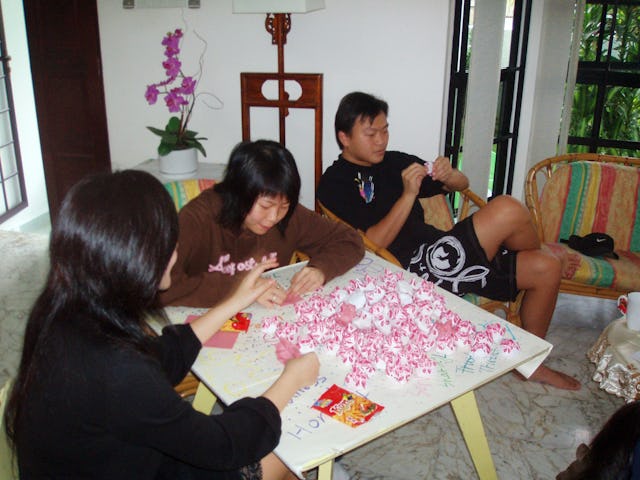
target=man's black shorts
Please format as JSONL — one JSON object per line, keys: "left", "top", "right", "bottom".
{"left": 406, "top": 215, "right": 519, "bottom": 302}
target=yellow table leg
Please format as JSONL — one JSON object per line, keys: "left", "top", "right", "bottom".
{"left": 192, "top": 381, "right": 217, "bottom": 415}
{"left": 317, "top": 460, "right": 334, "bottom": 480}
{"left": 450, "top": 390, "right": 498, "bottom": 480}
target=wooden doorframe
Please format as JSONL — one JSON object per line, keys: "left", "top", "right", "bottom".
{"left": 22, "top": 0, "right": 111, "bottom": 224}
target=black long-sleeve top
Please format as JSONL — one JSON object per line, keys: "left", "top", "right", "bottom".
{"left": 16, "top": 322, "right": 280, "bottom": 479}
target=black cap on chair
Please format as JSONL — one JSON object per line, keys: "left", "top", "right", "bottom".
{"left": 561, "top": 233, "right": 619, "bottom": 260}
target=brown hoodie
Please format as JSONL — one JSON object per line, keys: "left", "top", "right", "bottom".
{"left": 160, "top": 188, "right": 364, "bottom": 307}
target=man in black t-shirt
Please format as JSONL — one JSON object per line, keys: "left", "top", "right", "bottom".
{"left": 318, "top": 91, "right": 580, "bottom": 391}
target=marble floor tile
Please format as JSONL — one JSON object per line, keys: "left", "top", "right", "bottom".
{"left": 0, "top": 231, "right": 49, "bottom": 387}
{"left": 0, "top": 231, "right": 627, "bottom": 479}
{"left": 308, "top": 297, "right": 625, "bottom": 480}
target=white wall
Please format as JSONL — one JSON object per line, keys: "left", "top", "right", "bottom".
{"left": 512, "top": 0, "right": 577, "bottom": 201}
{"left": 97, "top": 0, "right": 451, "bottom": 208}
{"left": 0, "top": 0, "right": 48, "bottom": 231}
{"left": 2, "top": 0, "right": 578, "bottom": 228}
{"left": 460, "top": 0, "right": 506, "bottom": 197}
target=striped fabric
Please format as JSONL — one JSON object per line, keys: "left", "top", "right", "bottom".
{"left": 539, "top": 161, "right": 640, "bottom": 291}
{"left": 544, "top": 242, "right": 640, "bottom": 292}
{"left": 463, "top": 293, "right": 489, "bottom": 306}
{"left": 539, "top": 161, "right": 640, "bottom": 251}
{"left": 164, "top": 178, "right": 216, "bottom": 211}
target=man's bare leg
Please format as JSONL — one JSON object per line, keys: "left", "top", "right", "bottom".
{"left": 516, "top": 249, "right": 581, "bottom": 390}
{"left": 559, "top": 251, "right": 581, "bottom": 279}
{"left": 470, "top": 195, "right": 580, "bottom": 390}
{"left": 471, "top": 195, "right": 540, "bottom": 259}
{"left": 475, "top": 196, "right": 581, "bottom": 279}
{"left": 525, "top": 365, "right": 581, "bottom": 390}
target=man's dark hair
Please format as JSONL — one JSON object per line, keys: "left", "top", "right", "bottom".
{"left": 334, "top": 91, "right": 389, "bottom": 149}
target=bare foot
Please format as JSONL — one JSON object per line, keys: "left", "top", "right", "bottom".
{"left": 517, "top": 364, "right": 581, "bottom": 391}
{"left": 560, "top": 252, "right": 581, "bottom": 279}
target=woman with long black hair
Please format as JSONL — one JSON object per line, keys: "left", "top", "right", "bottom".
{"left": 4, "top": 170, "right": 318, "bottom": 479}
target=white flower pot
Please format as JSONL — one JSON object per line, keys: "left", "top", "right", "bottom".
{"left": 158, "top": 148, "right": 198, "bottom": 178}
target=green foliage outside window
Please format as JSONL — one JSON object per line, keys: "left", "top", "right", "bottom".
{"left": 568, "top": 3, "right": 640, "bottom": 157}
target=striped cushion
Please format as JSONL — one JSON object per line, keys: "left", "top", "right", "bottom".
{"left": 539, "top": 161, "right": 640, "bottom": 251}
{"left": 544, "top": 242, "right": 640, "bottom": 291}
{"left": 464, "top": 293, "right": 496, "bottom": 307}
{"left": 164, "top": 179, "right": 216, "bottom": 211}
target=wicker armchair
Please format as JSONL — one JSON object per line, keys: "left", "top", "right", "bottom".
{"left": 318, "top": 200, "right": 402, "bottom": 267}
{"left": 173, "top": 372, "right": 200, "bottom": 398}
{"left": 318, "top": 191, "right": 523, "bottom": 326}
{"left": 525, "top": 153, "right": 640, "bottom": 300}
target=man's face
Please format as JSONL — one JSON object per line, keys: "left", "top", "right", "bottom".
{"left": 339, "top": 113, "right": 389, "bottom": 167}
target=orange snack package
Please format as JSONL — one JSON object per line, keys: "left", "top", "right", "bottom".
{"left": 312, "top": 384, "right": 384, "bottom": 427}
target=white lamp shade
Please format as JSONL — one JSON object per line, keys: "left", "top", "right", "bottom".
{"left": 232, "top": 0, "right": 325, "bottom": 14}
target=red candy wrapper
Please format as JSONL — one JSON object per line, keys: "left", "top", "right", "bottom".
{"left": 221, "top": 312, "right": 251, "bottom": 332}
{"left": 618, "top": 296, "right": 628, "bottom": 315}
{"left": 312, "top": 384, "right": 384, "bottom": 427}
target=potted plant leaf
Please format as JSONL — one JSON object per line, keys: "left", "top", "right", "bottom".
{"left": 145, "top": 28, "right": 207, "bottom": 177}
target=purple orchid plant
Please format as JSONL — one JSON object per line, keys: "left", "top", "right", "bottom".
{"left": 145, "top": 28, "right": 207, "bottom": 157}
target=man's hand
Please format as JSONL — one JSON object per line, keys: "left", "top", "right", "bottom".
{"left": 430, "top": 155, "right": 469, "bottom": 192}
{"left": 430, "top": 155, "right": 454, "bottom": 183}
{"left": 401, "top": 162, "right": 428, "bottom": 198}
{"left": 367, "top": 162, "right": 425, "bottom": 248}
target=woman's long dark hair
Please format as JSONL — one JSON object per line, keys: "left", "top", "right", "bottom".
{"left": 214, "top": 140, "right": 301, "bottom": 234}
{"left": 558, "top": 401, "right": 640, "bottom": 479}
{"left": 4, "top": 170, "right": 178, "bottom": 446}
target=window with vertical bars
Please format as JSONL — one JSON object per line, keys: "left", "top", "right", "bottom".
{"left": 0, "top": 4, "right": 27, "bottom": 223}
{"left": 568, "top": 0, "right": 640, "bottom": 156}
{"left": 444, "top": 0, "right": 531, "bottom": 198}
